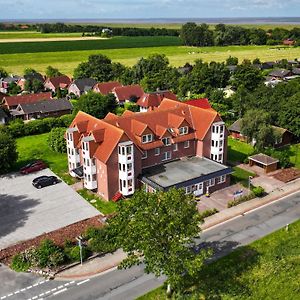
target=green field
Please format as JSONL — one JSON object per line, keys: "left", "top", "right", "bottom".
{"left": 1, "top": 43, "right": 300, "bottom": 76}
{"left": 138, "top": 219, "right": 300, "bottom": 300}
{"left": 0, "top": 36, "right": 181, "bottom": 54}
{"left": 228, "top": 137, "right": 255, "bottom": 164}
{"left": 0, "top": 31, "right": 83, "bottom": 39}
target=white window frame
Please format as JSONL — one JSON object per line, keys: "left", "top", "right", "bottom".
{"left": 162, "top": 151, "right": 171, "bottom": 161}
{"left": 218, "top": 175, "right": 226, "bottom": 184}
{"left": 162, "top": 137, "right": 171, "bottom": 146}
{"left": 207, "top": 178, "right": 215, "bottom": 187}
{"left": 184, "top": 140, "right": 190, "bottom": 148}
{"left": 142, "top": 134, "right": 153, "bottom": 144}
{"left": 179, "top": 126, "right": 188, "bottom": 135}
{"left": 142, "top": 150, "right": 147, "bottom": 159}
{"left": 173, "top": 143, "right": 178, "bottom": 151}
{"left": 154, "top": 147, "right": 160, "bottom": 156}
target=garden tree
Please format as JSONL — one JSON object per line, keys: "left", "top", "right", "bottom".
{"left": 226, "top": 56, "right": 238, "bottom": 66}
{"left": 56, "top": 87, "right": 62, "bottom": 99}
{"left": 279, "top": 92, "right": 300, "bottom": 136}
{"left": 108, "top": 188, "right": 209, "bottom": 292}
{"left": 132, "top": 54, "right": 170, "bottom": 82}
{"left": 249, "top": 28, "right": 267, "bottom": 45}
{"left": 0, "top": 132, "right": 18, "bottom": 174}
{"left": 8, "top": 82, "right": 21, "bottom": 95}
{"left": 47, "top": 127, "right": 67, "bottom": 153}
{"left": 45, "top": 66, "right": 62, "bottom": 77}
{"left": 0, "top": 67, "right": 8, "bottom": 78}
{"left": 111, "top": 62, "right": 127, "bottom": 81}
{"left": 179, "top": 60, "right": 230, "bottom": 96}
{"left": 231, "top": 64, "right": 263, "bottom": 91}
{"left": 24, "top": 68, "right": 37, "bottom": 76}
{"left": 240, "top": 109, "right": 274, "bottom": 148}
{"left": 74, "top": 91, "right": 117, "bottom": 119}
{"left": 73, "top": 54, "right": 123, "bottom": 82}
{"left": 252, "top": 58, "right": 261, "bottom": 65}
{"left": 119, "top": 67, "right": 135, "bottom": 85}
{"left": 32, "top": 79, "right": 44, "bottom": 93}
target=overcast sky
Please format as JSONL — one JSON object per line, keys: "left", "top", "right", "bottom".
{"left": 0, "top": 0, "right": 299, "bottom": 19}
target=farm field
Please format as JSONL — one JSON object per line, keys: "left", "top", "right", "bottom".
{"left": 0, "top": 31, "right": 83, "bottom": 39}
{"left": 1, "top": 43, "right": 300, "bottom": 76}
{"left": 138, "top": 219, "right": 300, "bottom": 300}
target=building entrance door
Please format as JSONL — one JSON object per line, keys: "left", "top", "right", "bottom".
{"left": 193, "top": 182, "right": 203, "bottom": 196}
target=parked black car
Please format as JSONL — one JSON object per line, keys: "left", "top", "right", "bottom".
{"left": 32, "top": 176, "right": 60, "bottom": 189}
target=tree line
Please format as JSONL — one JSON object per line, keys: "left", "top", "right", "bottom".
{"left": 181, "top": 22, "right": 300, "bottom": 46}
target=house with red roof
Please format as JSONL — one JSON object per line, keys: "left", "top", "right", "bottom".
{"left": 44, "top": 75, "right": 72, "bottom": 92}
{"left": 185, "top": 98, "right": 212, "bottom": 110}
{"left": 2, "top": 92, "right": 52, "bottom": 110}
{"left": 66, "top": 98, "right": 231, "bottom": 201}
{"left": 93, "top": 81, "right": 122, "bottom": 95}
{"left": 137, "top": 90, "right": 177, "bottom": 112}
{"left": 112, "top": 84, "right": 144, "bottom": 104}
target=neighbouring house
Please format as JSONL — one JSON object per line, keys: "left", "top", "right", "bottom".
{"left": 93, "top": 81, "right": 122, "bottom": 95}
{"left": 268, "top": 69, "right": 293, "bottom": 80}
{"left": 292, "top": 68, "right": 300, "bottom": 76}
{"left": 0, "top": 107, "right": 8, "bottom": 124}
{"left": 283, "top": 38, "right": 296, "bottom": 46}
{"left": 44, "top": 75, "right": 72, "bottom": 92}
{"left": 17, "top": 72, "right": 45, "bottom": 91}
{"left": 228, "top": 119, "right": 294, "bottom": 148}
{"left": 68, "top": 78, "right": 97, "bottom": 97}
{"left": 137, "top": 90, "right": 177, "bottom": 112}
{"left": 0, "top": 75, "right": 22, "bottom": 93}
{"left": 261, "top": 61, "right": 277, "bottom": 70}
{"left": 185, "top": 98, "right": 212, "bottom": 110}
{"left": 11, "top": 98, "right": 72, "bottom": 121}
{"left": 2, "top": 92, "right": 52, "bottom": 110}
{"left": 66, "top": 98, "right": 232, "bottom": 201}
{"left": 249, "top": 153, "right": 279, "bottom": 173}
{"left": 112, "top": 84, "right": 144, "bottom": 104}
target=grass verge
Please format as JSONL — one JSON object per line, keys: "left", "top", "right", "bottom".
{"left": 228, "top": 137, "right": 255, "bottom": 164}
{"left": 138, "top": 219, "right": 300, "bottom": 299}
{"left": 77, "top": 189, "right": 117, "bottom": 215}
{"left": 231, "top": 166, "right": 256, "bottom": 187}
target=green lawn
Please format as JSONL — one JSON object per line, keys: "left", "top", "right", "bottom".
{"left": 228, "top": 138, "right": 255, "bottom": 164}
{"left": 138, "top": 219, "right": 300, "bottom": 300}
{"left": 16, "top": 132, "right": 75, "bottom": 184}
{"left": 231, "top": 166, "right": 256, "bottom": 187}
{"left": 1, "top": 44, "right": 300, "bottom": 76}
{"left": 77, "top": 189, "right": 117, "bottom": 215}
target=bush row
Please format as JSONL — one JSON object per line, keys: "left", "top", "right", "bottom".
{"left": 10, "top": 226, "right": 116, "bottom": 272}
{"left": 0, "top": 114, "right": 74, "bottom": 138}
{"left": 227, "top": 192, "right": 256, "bottom": 208}
{"left": 199, "top": 208, "right": 219, "bottom": 220}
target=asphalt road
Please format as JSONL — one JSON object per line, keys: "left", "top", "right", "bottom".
{"left": 1, "top": 191, "right": 300, "bottom": 300}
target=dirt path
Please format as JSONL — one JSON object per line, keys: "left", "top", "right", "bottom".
{"left": 0, "top": 37, "right": 108, "bottom": 43}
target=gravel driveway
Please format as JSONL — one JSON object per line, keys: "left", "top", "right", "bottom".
{"left": 0, "top": 169, "right": 99, "bottom": 249}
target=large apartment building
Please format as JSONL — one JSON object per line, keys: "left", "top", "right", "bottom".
{"left": 66, "top": 98, "right": 232, "bottom": 201}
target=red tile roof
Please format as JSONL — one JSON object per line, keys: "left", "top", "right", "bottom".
{"left": 69, "top": 111, "right": 125, "bottom": 163}
{"left": 185, "top": 98, "right": 212, "bottom": 109}
{"left": 3, "top": 92, "right": 52, "bottom": 108}
{"left": 93, "top": 81, "right": 122, "bottom": 95}
{"left": 113, "top": 85, "right": 144, "bottom": 102}
{"left": 46, "top": 75, "right": 72, "bottom": 90}
{"left": 137, "top": 91, "right": 177, "bottom": 108}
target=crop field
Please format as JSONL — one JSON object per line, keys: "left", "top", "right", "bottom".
{"left": 0, "top": 31, "right": 83, "bottom": 39}
{"left": 0, "top": 36, "right": 181, "bottom": 54}
{"left": 1, "top": 42, "right": 300, "bottom": 76}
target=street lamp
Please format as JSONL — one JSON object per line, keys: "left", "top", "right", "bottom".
{"left": 248, "top": 176, "right": 253, "bottom": 191}
{"left": 76, "top": 236, "right": 83, "bottom": 266}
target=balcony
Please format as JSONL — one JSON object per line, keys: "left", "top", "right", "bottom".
{"left": 84, "top": 164, "right": 96, "bottom": 175}
{"left": 84, "top": 180, "right": 97, "bottom": 190}
{"left": 118, "top": 154, "right": 133, "bottom": 164}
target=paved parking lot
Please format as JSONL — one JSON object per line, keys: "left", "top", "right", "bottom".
{"left": 0, "top": 169, "right": 99, "bottom": 249}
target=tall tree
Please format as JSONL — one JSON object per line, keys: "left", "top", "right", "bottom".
{"left": 46, "top": 66, "right": 62, "bottom": 77}
{"left": 108, "top": 188, "right": 209, "bottom": 292}
{"left": 0, "top": 67, "right": 8, "bottom": 78}
{"left": 74, "top": 91, "right": 117, "bottom": 119}
{"left": 0, "top": 132, "right": 18, "bottom": 174}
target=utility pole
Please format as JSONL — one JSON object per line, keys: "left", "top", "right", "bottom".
{"left": 76, "top": 236, "right": 83, "bottom": 266}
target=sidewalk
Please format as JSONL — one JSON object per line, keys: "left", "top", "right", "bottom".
{"left": 55, "top": 178, "right": 300, "bottom": 281}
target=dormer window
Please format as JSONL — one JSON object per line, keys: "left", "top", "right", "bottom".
{"left": 142, "top": 134, "right": 153, "bottom": 144}
{"left": 162, "top": 137, "right": 171, "bottom": 146}
{"left": 179, "top": 126, "right": 188, "bottom": 135}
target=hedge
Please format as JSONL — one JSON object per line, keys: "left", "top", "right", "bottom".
{"left": 227, "top": 192, "right": 256, "bottom": 208}
{"left": 1, "top": 114, "right": 74, "bottom": 138}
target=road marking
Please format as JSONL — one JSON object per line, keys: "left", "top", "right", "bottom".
{"left": 77, "top": 279, "right": 90, "bottom": 285}
{"left": 27, "top": 286, "right": 33, "bottom": 290}
{"left": 51, "top": 288, "right": 57, "bottom": 292}
{"left": 33, "top": 283, "right": 39, "bottom": 287}
{"left": 64, "top": 282, "right": 70, "bottom": 286}
{"left": 70, "top": 281, "right": 75, "bottom": 284}
{"left": 21, "top": 289, "right": 26, "bottom": 292}
{"left": 44, "top": 291, "right": 51, "bottom": 295}
{"left": 32, "top": 296, "right": 38, "bottom": 300}
{"left": 52, "top": 288, "right": 67, "bottom": 296}
{"left": 7, "top": 295, "right": 12, "bottom": 297}
{"left": 39, "top": 293, "right": 45, "bottom": 297}
{"left": 14, "top": 291, "right": 20, "bottom": 294}
{"left": 39, "top": 281, "right": 45, "bottom": 285}
{"left": 1, "top": 296, "right": 7, "bottom": 299}
{"left": 57, "top": 285, "right": 64, "bottom": 289}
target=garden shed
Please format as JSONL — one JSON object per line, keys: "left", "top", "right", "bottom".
{"left": 249, "top": 153, "right": 279, "bottom": 173}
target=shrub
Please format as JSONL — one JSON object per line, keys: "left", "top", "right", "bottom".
{"left": 47, "top": 127, "right": 67, "bottom": 153}
{"left": 11, "top": 253, "right": 31, "bottom": 272}
{"left": 228, "top": 192, "right": 255, "bottom": 208}
{"left": 252, "top": 186, "right": 265, "bottom": 197}
{"left": 0, "top": 131, "right": 18, "bottom": 173}
{"left": 68, "top": 246, "right": 90, "bottom": 262}
{"left": 199, "top": 208, "right": 219, "bottom": 220}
